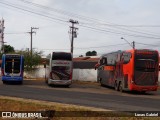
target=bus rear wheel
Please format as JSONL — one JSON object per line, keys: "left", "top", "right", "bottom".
{"left": 119, "top": 82, "right": 123, "bottom": 92}
{"left": 114, "top": 81, "right": 119, "bottom": 91}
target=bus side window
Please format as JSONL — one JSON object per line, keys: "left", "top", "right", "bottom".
{"left": 100, "top": 57, "right": 107, "bottom": 65}
{"left": 122, "top": 52, "right": 131, "bottom": 64}
{"left": 116, "top": 54, "right": 121, "bottom": 63}
{"left": 102, "top": 58, "right": 107, "bottom": 65}
{"left": 100, "top": 59, "right": 103, "bottom": 65}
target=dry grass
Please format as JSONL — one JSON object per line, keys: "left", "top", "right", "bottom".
{"left": 0, "top": 96, "right": 159, "bottom": 120}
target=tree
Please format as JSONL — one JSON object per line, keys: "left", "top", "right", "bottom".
{"left": 92, "top": 50, "right": 97, "bottom": 56}
{"left": 86, "top": 51, "right": 92, "bottom": 56}
{"left": 17, "top": 49, "right": 43, "bottom": 71}
{"left": 79, "top": 55, "right": 83, "bottom": 57}
{"left": 86, "top": 50, "right": 97, "bottom": 56}
{"left": 0, "top": 45, "right": 15, "bottom": 59}
{"left": 3, "top": 45, "right": 15, "bottom": 53}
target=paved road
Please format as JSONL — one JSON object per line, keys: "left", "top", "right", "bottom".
{"left": 0, "top": 80, "right": 160, "bottom": 111}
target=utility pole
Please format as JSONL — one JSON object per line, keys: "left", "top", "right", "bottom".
{"left": 69, "top": 19, "right": 78, "bottom": 54}
{"left": 28, "top": 27, "right": 39, "bottom": 57}
{"left": 28, "top": 27, "right": 38, "bottom": 69}
{"left": 132, "top": 41, "right": 135, "bottom": 49}
{"left": 0, "top": 19, "right": 5, "bottom": 53}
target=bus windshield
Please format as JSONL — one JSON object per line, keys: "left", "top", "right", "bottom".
{"left": 52, "top": 52, "right": 72, "bottom": 61}
{"left": 5, "top": 58, "right": 21, "bottom": 73}
{"left": 135, "top": 51, "right": 158, "bottom": 72}
{"left": 135, "top": 59, "right": 156, "bottom": 72}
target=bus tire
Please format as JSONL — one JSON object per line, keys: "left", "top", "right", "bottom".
{"left": 97, "top": 77, "right": 100, "bottom": 83}
{"left": 119, "top": 81, "right": 123, "bottom": 92}
{"left": 19, "top": 81, "right": 23, "bottom": 85}
{"left": 3, "top": 81, "right": 7, "bottom": 84}
{"left": 140, "top": 91, "right": 146, "bottom": 94}
{"left": 48, "top": 83, "right": 52, "bottom": 87}
{"left": 65, "top": 85, "right": 70, "bottom": 88}
{"left": 45, "top": 79, "right": 48, "bottom": 84}
{"left": 100, "top": 79, "right": 105, "bottom": 87}
{"left": 114, "top": 81, "right": 119, "bottom": 91}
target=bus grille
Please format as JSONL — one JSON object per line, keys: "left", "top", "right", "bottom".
{"left": 134, "top": 71, "right": 157, "bottom": 86}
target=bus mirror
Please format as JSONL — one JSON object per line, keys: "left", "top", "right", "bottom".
{"left": 95, "top": 63, "right": 100, "bottom": 70}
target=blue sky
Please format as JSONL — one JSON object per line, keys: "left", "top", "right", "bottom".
{"left": 0, "top": 0, "right": 160, "bottom": 57}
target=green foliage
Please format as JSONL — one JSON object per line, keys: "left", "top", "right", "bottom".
{"left": 0, "top": 44, "right": 43, "bottom": 71}
{"left": 0, "top": 45, "right": 15, "bottom": 59}
{"left": 86, "top": 50, "right": 97, "bottom": 56}
{"left": 86, "top": 51, "right": 92, "bottom": 56}
{"left": 92, "top": 50, "right": 97, "bottom": 56}
{"left": 16, "top": 49, "right": 43, "bottom": 71}
{"left": 3, "top": 45, "right": 15, "bottom": 53}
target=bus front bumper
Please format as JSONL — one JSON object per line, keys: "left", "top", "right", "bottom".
{"left": 48, "top": 79, "right": 72, "bottom": 86}
{"left": 2, "top": 76, "right": 23, "bottom": 81}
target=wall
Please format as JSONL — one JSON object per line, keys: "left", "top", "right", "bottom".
{"left": 24, "top": 67, "right": 97, "bottom": 82}
{"left": 24, "top": 67, "right": 160, "bottom": 85}
{"left": 73, "top": 69, "right": 97, "bottom": 82}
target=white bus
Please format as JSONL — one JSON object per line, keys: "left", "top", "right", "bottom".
{"left": 45, "top": 52, "right": 72, "bottom": 87}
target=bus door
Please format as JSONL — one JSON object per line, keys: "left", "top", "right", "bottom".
{"left": 98, "top": 57, "right": 108, "bottom": 85}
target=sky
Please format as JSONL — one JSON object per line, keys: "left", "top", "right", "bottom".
{"left": 0, "top": 0, "right": 160, "bottom": 57}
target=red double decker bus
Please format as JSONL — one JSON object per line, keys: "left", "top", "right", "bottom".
{"left": 95, "top": 49, "right": 159, "bottom": 92}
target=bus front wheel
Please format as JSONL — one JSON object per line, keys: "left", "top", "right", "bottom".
{"left": 3, "top": 81, "right": 7, "bottom": 84}
{"left": 100, "top": 78, "right": 105, "bottom": 87}
{"left": 19, "top": 81, "right": 23, "bottom": 85}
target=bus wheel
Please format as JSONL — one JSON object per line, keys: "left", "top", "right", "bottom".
{"left": 45, "top": 79, "right": 48, "bottom": 84}
{"left": 114, "top": 81, "right": 119, "bottom": 91}
{"left": 119, "top": 82, "right": 123, "bottom": 92}
{"left": 97, "top": 77, "right": 100, "bottom": 82}
{"left": 140, "top": 91, "right": 146, "bottom": 94}
{"left": 19, "top": 81, "right": 23, "bottom": 85}
{"left": 100, "top": 79, "right": 104, "bottom": 86}
{"left": 65, "top": 85, "right": 70, "bottom": 88}
{"left": 3, "top": 81, "right": 7, "bottom": 84}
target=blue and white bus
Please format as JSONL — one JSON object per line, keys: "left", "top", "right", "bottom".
{"left": 45, "top": 52, "right": 73, "bottom": 87}
{"left": 1, "top": 54, "right": 24, "bottom": 84}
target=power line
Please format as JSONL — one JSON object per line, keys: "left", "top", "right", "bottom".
{"left": 80, "top": 22, "right": 160, "bottom": 38}
{"left": 81, "top": 22, "right": 160, "bottom": 27}
{"left": 17, "top": 0, "right": 105, "bottom": 24}
{"left": 36, "top": 43, "right": 128, "bottom": 51}
{"left": 1, "top": 0, "right": 160, "bottom": 40}
{"left": 75, "top": 43, "right": 128, "bottom": 49}
{"left": 17, "top": 0, "right": 160, "bottom": 37}
{"left": 135, "top": 42, "right": 160, "bottom": 47}
{"left": 4, "top": 32, "right": 28, "bottom": 34}
{"left": 79, "top": 24, "right": 160, "bottom": 39}
{"left": 0, "top": 1, "right": 68, "bottom": 23}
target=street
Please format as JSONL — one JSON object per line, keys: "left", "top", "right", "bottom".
{"left": 0, "top": 80, "right": 160, "bottom": 111}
